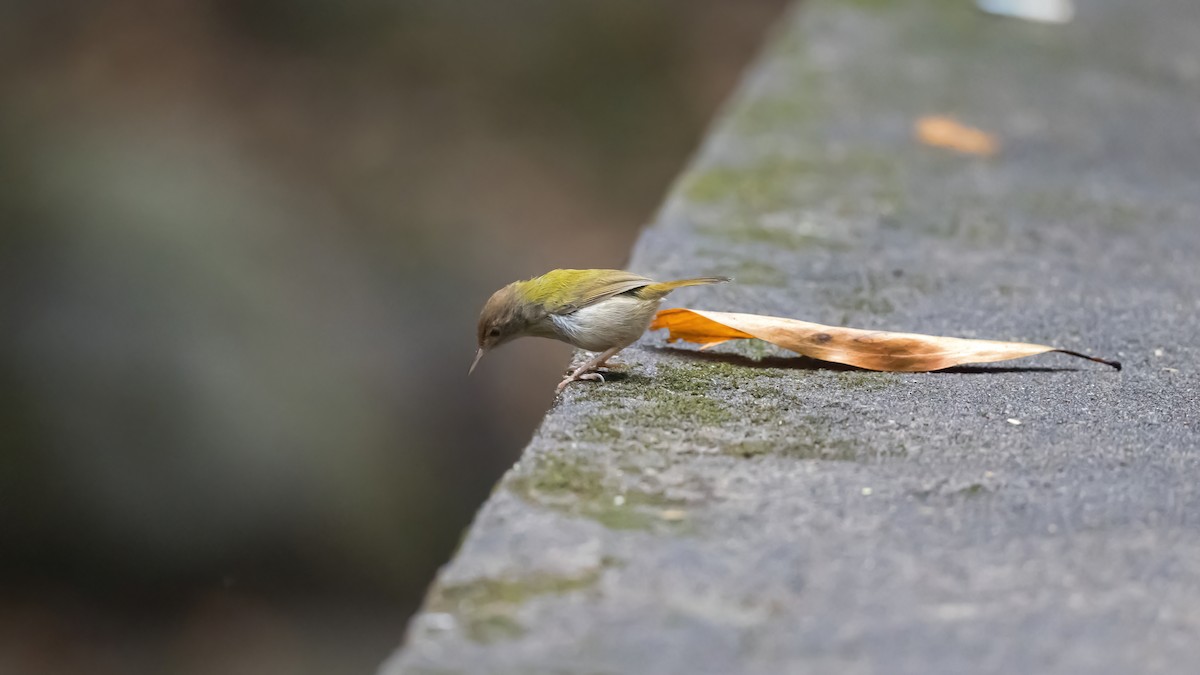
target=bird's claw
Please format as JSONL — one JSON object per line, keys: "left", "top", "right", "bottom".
{"left": 554, "top": 367, "right": 609, "bottom": 393}
{"left": 557, "top": 347, "right": 622, "bottom": 394}
{"left": 556, "top": 370, "right": 604, "bottom": 393}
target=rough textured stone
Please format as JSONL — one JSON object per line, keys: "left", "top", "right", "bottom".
{"left": 382, "top": 0, "right": 1200, "bottom": 672}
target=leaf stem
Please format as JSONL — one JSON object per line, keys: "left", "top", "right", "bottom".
{"left": 1052, "top": 349, "right": 1122, "bottom": 371}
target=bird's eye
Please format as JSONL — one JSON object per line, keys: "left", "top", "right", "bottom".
{"left": 488, "top": 328, "right": 501, "bottom": 337}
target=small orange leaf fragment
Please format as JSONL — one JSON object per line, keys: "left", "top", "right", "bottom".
{"left": 651, "top": 308, "right": 1120, "bottom": 372}
{"left": 915, "top": 115, "right": 1000, "bottom": 156}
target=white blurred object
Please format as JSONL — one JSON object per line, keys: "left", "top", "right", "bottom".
{"left": 977, "top": 0, "right": 1075, "bottom": 24}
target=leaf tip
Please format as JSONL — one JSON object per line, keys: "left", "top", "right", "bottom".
{"left": 1053, "top": 348, "right": 1122, "bottom": 370}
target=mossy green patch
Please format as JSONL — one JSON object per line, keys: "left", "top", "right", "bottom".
{"left": 508, "top": 452, "right": 688, "bottom": 531}
{"left": 840, "top": 0, "right": 963, "bottom": 13}
{"left": 641, "top": 394, "right": 732, "bottom": 428}
{"left": 731, "top": 437, "right": 858, "bottom": 461}
{"left": 633, "top": 363, "right": 759, "bottom": 428}
{"left": 578, "top": 415, "right": 621, "bottom": 443}
{"left": 995, "top": 283, "right": 1024, "bottom": 298}
{"left": 514, "top": 361, "right": 777, "bottom": 526}
{"left": 428, "top": 568, "right": 604, "bottom": 644}
{"left": 682, "top": 156, "right": 818, "bottom": 211}
{"left": 571, "top": 357, "right": 808, "bottom": 447}
{"left": 723, "top": 440, "right": 775, "bottom": 459}
{"left": 682, "top": 149, "right": 901, "bottom": 255}
{"left": 683, "top": 151, "right": 898, "bottom": 214}
{"left": 650, "top": 362, "right": 720, "bottom": 396}
{"left": 699, "top": 220, "right": 844, "bottom": 250}
{"left": 509, "top": 453, "right": 609, "bottom": 498}
{"left": 567, "top": 353, "right": 899, "bottom": 457}
{"left": 689, "top": 338, "right": 795, "bottom": 368}
{"left": 746, "top": 383, "right": 782, "bottom": 399}
{"left": 833, "top": 371, "right": 900, "bottom": 391}
{"left": 463, "top": 614, "right": 525, "bottom": 644}
{"left": 732, "top": 93, "right": 822, "bottom": 137}
{"left": 957, "top": 483, "right": 989, "bottom": 497}
{"left": 913, "top": 481, "right": 992, "bottom": 501}
{"left": 431, "top": 571, "right": 602, "bottom": 610}
{"left": 565, "top": 361, "right": 752, "bottom": 448}
{"left": 837, "top": 0, "right": 896, "bottom": 10}
{"left": 574, "top": 359, "right": 734, "bottom": 408}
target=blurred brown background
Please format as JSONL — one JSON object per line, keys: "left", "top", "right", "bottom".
{"left": 0, "top": 1, "right": 787, "bottom": 672}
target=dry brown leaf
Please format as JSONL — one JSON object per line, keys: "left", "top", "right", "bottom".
{"left": 651, "top": 308, "right": 1120, "bottom": 372}
{"left": 915, "top": 115, "right": 1000, "bottom": 156}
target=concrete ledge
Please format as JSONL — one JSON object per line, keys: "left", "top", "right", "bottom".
{"left": 383, "top": 0, "right": 1200, "bottom": 672}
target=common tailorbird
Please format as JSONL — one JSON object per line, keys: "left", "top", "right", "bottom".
{"left": 472, "top": 269, "right": 729, "bottom": 391}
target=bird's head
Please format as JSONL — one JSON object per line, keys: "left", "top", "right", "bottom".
{"left": 470, "top": 283, "right": 532, "bottom": 374}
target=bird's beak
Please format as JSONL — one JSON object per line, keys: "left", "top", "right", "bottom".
{"left": 468, "top": 348, "right": 485, "bottom": 375}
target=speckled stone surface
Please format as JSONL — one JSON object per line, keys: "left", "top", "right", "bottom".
{"left": 382, "top": 0, "right": 1200, "bottom": 672}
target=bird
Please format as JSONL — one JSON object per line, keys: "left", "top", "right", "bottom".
{"left": 471, "top": 269, "right": 730, "bottom": 392}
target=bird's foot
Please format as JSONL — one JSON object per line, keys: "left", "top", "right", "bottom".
{"left": 564, "top": 355, "right": 625, "bottom": 375}
{"left": 556, "top": 370, "right": 604, "bottom": 392}
{"left": 562, "top": 364, "right": 620, "bottom": 376}
{"left": 557, "top": 346, "right": 622, "bottom": 394}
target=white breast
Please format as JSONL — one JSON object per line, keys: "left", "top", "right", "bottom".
{"left": 549, "top": 295, "right": 659, "bottom": 352}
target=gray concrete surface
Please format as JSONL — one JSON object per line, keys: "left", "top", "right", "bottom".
{"left": 383, "top": 0, "right": 1200, "bottom": 672}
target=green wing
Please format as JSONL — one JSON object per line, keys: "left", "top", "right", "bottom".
{"left": 525, "top": 269, "right": 653, "bottom": 315}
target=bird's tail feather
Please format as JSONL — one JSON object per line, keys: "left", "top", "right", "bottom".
{"left": 639, "top": 276, "right": 731, "bottom": 300}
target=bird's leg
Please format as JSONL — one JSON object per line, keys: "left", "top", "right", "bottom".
{"left": 563, "top": 352, "right": 620, "bottom": 375}
{"left": 591, "top": 351, "right": 621, "bottom": 371}
{"left": 557, "top": 347, "right": 621, "bottom": 392}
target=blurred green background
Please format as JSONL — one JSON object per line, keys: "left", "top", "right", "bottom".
{"left": 0, "top": 1, "right": 786, "bottom": 672}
